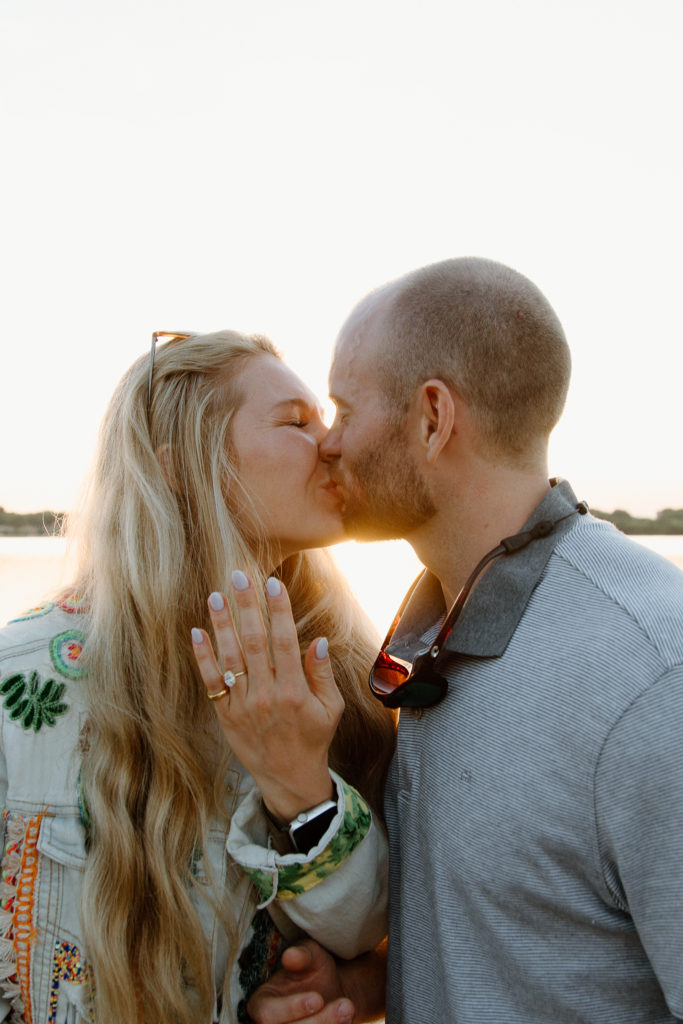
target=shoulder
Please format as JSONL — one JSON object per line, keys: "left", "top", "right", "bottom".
{"left": 0, "top": 593, "right": 89, "bottom": 678}
{"left": 0, "top": 595, "right": 90, "bottom": 801}
{"left": 550, "top": 516, "right": 683, "bottom": 665}
{"left": 554, "top": 512, "right": 683, "bottom": 583}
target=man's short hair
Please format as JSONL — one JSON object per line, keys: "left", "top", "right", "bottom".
{"left": 375, "top": 257, "right": 571, "bottom": 463}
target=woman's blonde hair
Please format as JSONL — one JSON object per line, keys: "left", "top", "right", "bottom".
{"left": 67, "top": 331, "right": 395, "bottom": 1023}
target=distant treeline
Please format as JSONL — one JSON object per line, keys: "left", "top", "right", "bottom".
{"left": 1, "top": 505, "right": 683, "bottom": 536}
{"left": 0, "top": 507, "right": 63, "bottom": 537}
{"left": 590, "top": 507, "right": 683, "bottom": 535}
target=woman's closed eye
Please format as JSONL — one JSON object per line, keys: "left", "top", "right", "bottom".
{"left": 272, "top": 414, "right": 310, "bottom": 429}
{"left": 270, "top": 396, "right": 327, "bottom": 437}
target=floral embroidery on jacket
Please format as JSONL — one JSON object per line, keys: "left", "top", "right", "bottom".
{"left": 49, "top": 630, "right": 87, "bottom": 680}
{"left": 9, "top": 602, "right": 54, "bottom": 624}
{"left": 236, "top": 908, "right": 284, "bottom": 1024}
{"left": 1, "top": 671, "right": 69, "bottom": 731}
{"left": 56, "top": 593, "right": 90, "bottom": 615}
{"left": 49, "top": 941, "right": 91, "bottom": 1024}
{"left": 0, "top": 810, "right": 46, "bottom": 1023}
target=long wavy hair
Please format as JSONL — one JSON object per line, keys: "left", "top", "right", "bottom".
{"left": 66, "top": 331, "right": 395, "bottom": 1024}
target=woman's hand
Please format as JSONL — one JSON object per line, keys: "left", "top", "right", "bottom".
{"left": 191, "top": 571, "right": 344, "bottom": 823}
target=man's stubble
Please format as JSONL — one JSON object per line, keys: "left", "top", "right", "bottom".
{"left": 339, "top": 422, "right": 437, "bottom": 542}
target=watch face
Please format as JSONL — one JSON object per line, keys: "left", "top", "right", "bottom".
{"left": 289, "top": 806, "right": 337, "bottom": 853}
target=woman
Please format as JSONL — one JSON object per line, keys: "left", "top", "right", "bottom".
{"left": 0, "top": 331, "right": 395, "bottom": 1024}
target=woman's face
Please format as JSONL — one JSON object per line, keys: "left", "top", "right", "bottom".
{"left": 230, "top": 355, "right": 344, "bottom": 557}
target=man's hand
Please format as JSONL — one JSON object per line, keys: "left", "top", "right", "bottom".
{"left": 247, "top": 940, "right": 354, "bottom": 1023}
{"left": 247, "top": 939, "right": 386, "bottom": 1024}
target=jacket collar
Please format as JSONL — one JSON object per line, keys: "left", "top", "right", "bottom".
{"left": 386, "top": 479, "right": 583, "bottom": 660}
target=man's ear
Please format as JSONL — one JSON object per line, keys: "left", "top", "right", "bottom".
{"left": 156, "top": 443, "right": 179, "bottom": 492}
{"left": 417, "top": 379, "right": 456, "bottom": 465}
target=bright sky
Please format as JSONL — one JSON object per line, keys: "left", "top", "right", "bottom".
{"left": 2, "top": 0, "right": 682, "bottom": 528}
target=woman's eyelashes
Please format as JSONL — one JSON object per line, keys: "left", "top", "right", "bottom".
{"left": 282, "top": 404, "right": 325, "bottom": 430}
{"left": 273, "top": 414, "right": 309, "bottom": 428}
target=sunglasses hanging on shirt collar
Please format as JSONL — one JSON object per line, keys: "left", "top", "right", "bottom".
{"left": 369, "top": 502, "right": 589, "bottom": 710}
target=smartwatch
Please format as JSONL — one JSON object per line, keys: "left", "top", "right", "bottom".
{"left": 287, "top": 798, "right": 338, "bottom": 853}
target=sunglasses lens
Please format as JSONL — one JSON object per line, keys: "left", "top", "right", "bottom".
{"left": 370, "top": 646, "right": 449, "bottom": 709}
{"left": 370, "top": 650, "right": 414, "bottom": 695}
{"left": 394, "top": 676, "right": 447, "bottom": 708}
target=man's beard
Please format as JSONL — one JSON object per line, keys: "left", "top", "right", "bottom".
{"left": 338, "top": 425, "right": 437, "bottom": 541}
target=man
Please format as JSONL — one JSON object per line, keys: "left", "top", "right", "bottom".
{"left": 249, "top": 257, "right": 683, "bottom": 1023}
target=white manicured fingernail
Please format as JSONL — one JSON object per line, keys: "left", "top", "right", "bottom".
{"left": 208, "top": 592, "right": 224, "bottom": 611}
{"left": 191, "top": 628, "right": 204, "bottom": 644}
{"left": 266, "top": 577, "right": 281, "bottom": 597}
{"left": 232, "top": 570, "right": 249, "bottom": 591}
{"left": 337, "top": 1002, "right": 354, "bottom": 1024}
{"left": 315, "top": 637, "right": 328, "bottom": 660}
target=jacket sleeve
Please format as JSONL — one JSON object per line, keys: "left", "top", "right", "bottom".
{"left": 226, "top": 770, "right": 388, "bottom": 959}
{"left": 595, "top": 667, "right": 683, "bottom": 1020}
{"left": 0, "top": 719, "right": 11, "bottom": 1022}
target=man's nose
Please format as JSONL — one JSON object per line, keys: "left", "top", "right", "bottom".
{"left": 319, "top": 425, "right": 340, "bottom": 461}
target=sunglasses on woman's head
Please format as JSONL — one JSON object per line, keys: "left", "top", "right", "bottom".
{"left": 369, "top": 504, "right": 588, "bottom": 709}
{"left": 147, "top": 330, "right": 195, "bottom": 423}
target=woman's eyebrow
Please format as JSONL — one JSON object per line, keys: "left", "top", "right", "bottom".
{"left": 270, "top": 398, "right": 325, "bottom": 419}
{"left": 272, "top": 398, "right": 309, "bottom": 412}
{"left": 272, "top": 397, "right": 325, "bottom": 414}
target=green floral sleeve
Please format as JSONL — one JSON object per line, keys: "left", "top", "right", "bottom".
{"left": 244, "top": 780, "right": 372, "bottom": 905}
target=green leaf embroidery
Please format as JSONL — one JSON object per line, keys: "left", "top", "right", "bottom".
{"left": 1, "top": 670, "right": 69, "bottom": 732}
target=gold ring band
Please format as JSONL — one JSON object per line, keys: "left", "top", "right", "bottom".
{"left": 207, "top": 687, "right": 229, "bottom": 702}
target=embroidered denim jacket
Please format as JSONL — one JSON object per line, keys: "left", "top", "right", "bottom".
{"left": 0, "top": 599, "right": 388, "bottom": 1024}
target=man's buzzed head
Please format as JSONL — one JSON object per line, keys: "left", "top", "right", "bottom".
{"left": 348, "top": 257, "right": 571, "bottom": 466}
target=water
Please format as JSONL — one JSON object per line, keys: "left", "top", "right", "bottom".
{"left": 0, "top": 537, "right": 74, "bottom": 626}
{"left": 0, "top": 535, "right": 423, "bottom": 632}
{"left": 1, "top": 535, "right": 682, "bottom": 632}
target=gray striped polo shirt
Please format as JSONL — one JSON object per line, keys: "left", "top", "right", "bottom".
{"left": 384, "top": 480, "right": 683, "bottom": 1023}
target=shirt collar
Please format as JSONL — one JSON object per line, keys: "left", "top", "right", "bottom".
{"left": 386, "top": 479, "right": 583, "bottom": 660}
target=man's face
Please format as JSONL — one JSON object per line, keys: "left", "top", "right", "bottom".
{"left": 320, "top": 308, "right": 436, "bottom": 542}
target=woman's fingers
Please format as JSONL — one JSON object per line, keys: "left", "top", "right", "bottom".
{"left": 190, "top": 627, "right": 230, "bottom": 700}
{"left": 191, "top": 589, "right": 247, "bottom": 705}
{"left": 206, "top": 589, "right": 247, "bottom": 676}
{"left": 192, "top": 573, "right": 339, "bottom": 715}
{"left": 193, "top": 572, "right": 288, "bottom": 705}
{"left": 265, "top": 577, "right": 309, "bottom": 694}
{"left": 265, "top": 578, "right": 342, "bottom": 719}
{"left": 303, "top": 637, "right": 345, "bottom": 722}
{"left": 230, "top": 571, "right": 273, "bottom": 687}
